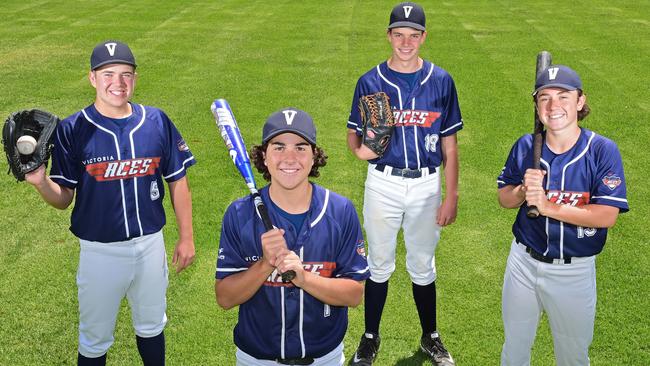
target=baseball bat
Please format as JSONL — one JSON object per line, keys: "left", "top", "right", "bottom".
{"left": 211, "top": 99, "right": 296, "bottom": 282}
{"left": 527, "top": 50, "right": 552, "bottom": 219}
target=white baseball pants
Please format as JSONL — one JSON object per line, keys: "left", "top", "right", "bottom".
{"left": 363, "top": 164, "right": 441, "bottom": 285}
{"left": 501, "top": 240, "right": 596, "bottom": 366}
{"left": 77, "top": 230, "right": 168, "bottom": 357}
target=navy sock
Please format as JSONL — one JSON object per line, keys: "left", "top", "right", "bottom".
{"left": 364, "top": 279, "right": 389, "bottom": 334}
{"left": 77, "top": 352, "right": 106, "bottom": 366}
{"left": 412, "top": 281, "right": 437, "bottom": 336}
{"left": 136, "top": 331, "right": 165, "bottom": 366}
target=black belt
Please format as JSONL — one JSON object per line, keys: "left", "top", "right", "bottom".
{"left": 525, "top": 245, "right": 572, "bottom": 264}
{"left": 276, "top": 358, "right": 314, "bottom": 365}
{"left": 375, "top": 164, "right": 426, "bottom": 178}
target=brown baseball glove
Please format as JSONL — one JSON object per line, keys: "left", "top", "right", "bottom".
{"left": 358, "top": 92, "right": 395, "bottom": 157}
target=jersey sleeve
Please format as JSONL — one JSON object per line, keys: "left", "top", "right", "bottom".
{"left": 497, "top": 136, "right": 528, "bottom": 189}
{"left": 333, "top": 200, "right": 370, "bottom": 281}
{"left": 439, "top": 73, "right": 463, "bottom": 137}
{"left": 49, "top": 119, "right": 81, "bottom": 188}
{"left": 590, "top": 139, "right": 629, "bottom": 212}
{"left": 159, "top": 110, "right": 196, "bottom": 182}
{"left": 215, "top": 202, "right": 250, "bottom": 280}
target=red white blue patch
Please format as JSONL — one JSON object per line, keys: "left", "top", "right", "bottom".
{"left": 177, "top": 139, "right": 189, "bottom": 152}
{"left": 602, "top": 174, "right": 622, "bottom": 190}
{"left": 356, "top": 240, "right": 366, "bottom": 257}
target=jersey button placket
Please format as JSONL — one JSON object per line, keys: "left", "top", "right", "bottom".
{"left": 283, "top": 291, "right": 301, "bottom": 355}
{"left": 119, "top": 134, "right": 137, "bottom": 237}
{"left": 282, "top": 226, "right": 293, "bottom": 253}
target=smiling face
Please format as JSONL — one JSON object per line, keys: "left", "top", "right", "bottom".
{"left": 89, "top": 63, "right": 137, "bottom": 118}
{"left": 387, "top": 27, "right": 426, "bottom": 65}
{"left": 264, "top": 132, "right": 314, "bottom": 193}
{"left": 535, "top": 87, "right": 586, "bottom": 133}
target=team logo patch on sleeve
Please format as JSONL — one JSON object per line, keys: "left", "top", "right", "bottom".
{"left": 602, "top": 173, "right": 622, "bottom": 190}
{"left": 356, "top": 240, "right": 366, "bottom": 257}
{"left": 177, "top": 139, "right": 189, "bottom": 152}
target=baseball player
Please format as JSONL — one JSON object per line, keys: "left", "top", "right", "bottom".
{"left": 215, "top": 108, "right": 370, "bottom": 365}
{"left": 497, "top": 64, "right": 628, "bottom": 365}
{"left": 346, "top": 2, "right": 462, "bottom": 365}
{"left": 24, "top": 40, "right": 196, "bottom": 365}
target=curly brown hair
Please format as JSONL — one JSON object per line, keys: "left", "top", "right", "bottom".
{"left": 534, "top": 89, "right": 590, "bottom": 121}
{"left": 576, "top": 90, "right": 591, "bottom": 121}
{"left": 250, "top": 143, "right": 328, "bottom": 182}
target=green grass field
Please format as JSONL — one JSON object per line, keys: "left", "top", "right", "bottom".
{"left": 1, "top": 1, "right": 648, "bottom": 364}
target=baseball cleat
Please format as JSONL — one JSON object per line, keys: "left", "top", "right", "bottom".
{"left": 420, "top": 332, "right": 455, "bottom": 366}
{"left": 350, "top": 332, "right": 380, "bottom": 366}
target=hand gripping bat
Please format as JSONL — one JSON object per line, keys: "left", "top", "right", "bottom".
{"left": 527, "top": 51, "right": 552, "bottom": 219}
{"left": 211, "top": 99, "right": 296, "bottom": 282}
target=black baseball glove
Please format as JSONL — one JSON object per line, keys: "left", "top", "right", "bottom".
{"left": 2, "top": 109, "right": 60, "bottom": 181}
{"left": 359, "top": 92, "right": 395, "bottom": 157}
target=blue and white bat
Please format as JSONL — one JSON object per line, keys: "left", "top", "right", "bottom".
{"left": 211, "top": 99, "right": 296, "bottom": 282}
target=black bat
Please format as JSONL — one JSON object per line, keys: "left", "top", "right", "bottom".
{"left": 527, "top": 51, "right": 552, "bottom": 218}
{"left": 211, "top": 99, "right": 296, "bottom": 282}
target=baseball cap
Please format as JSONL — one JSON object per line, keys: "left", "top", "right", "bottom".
{"left": 262, "top": 108, "right": 317, "bottom": 145}
{"left": 533, "top": 65, "right": 582, "bottom": 95}
{"left": 90, "top": 40, "right": 137, "bottom": 70}
{"left": 388, "top": 2, "right": 426, "bottom": 31}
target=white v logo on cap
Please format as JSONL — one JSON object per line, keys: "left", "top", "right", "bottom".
{"left": 104, "top": 42, "right": 117, "bottom": 56}
{"left": 548, "top": 67, "right": 559, "bottom": 80}
{"left": 282, "top": 110, "right": 297, "bottom": 125}
{"left": 403, "top": 5, "right": 413, "bottom": 18}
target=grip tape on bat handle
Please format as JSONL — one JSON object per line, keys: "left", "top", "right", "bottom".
{"left": 528, "top": 51, "right": 550, "bottom": 219}
{"left": 527, "top": 131, "right": 543, "bottom": 219}
{"left": 256, "top": 198, "right": 297, "bottom": 282}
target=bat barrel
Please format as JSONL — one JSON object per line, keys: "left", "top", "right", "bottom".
{"left": 212, "top": 99, "right": 258, "bottom": 189}
{"left": 536, "top": 51, "right": 552, "bottom": 76}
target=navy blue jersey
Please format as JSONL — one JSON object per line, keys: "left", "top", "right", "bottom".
{"left": 50, "top": 103, "right": 196, "bottom": 242}
{"left": 498, "top": 128, "right": 628, "bottom": 258}
{"left": 347, "top": 60, "right": 463, "bottom": 169}
{"left": 216, "top": 184, "right": 370, "bottom": 359}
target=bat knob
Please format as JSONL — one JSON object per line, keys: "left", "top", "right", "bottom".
{"left": 527, "top": 206, "right": 540, "bottom": 219}
{"left": 281, "top": 270, "right": 296, "bottom": 283}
